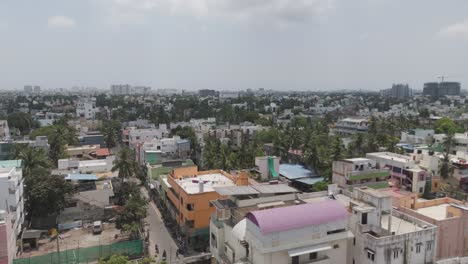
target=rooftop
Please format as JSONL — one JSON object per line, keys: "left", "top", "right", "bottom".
{"left": 246, "top": 200, "right": 349, "bottom": 234}
{"left": 279, "top": 164, "right": 317, "bottom": 180}
{"left": 175, "top": 173, "right": 236, "bottom": 194}
{"left": 0, "top": 167, "right": 14, "bottom": 178}
{"left": 65, "top": 173, "right": 98, "bottom": 181}
{"left": 381, "top": 214, "right": 422, "bottom": 235}
{"left": 95, "top": 148, "right": 110, "bottom": 156}
{"left": 415, "top": 204, "right": 450, "bottom": 220}
{"left": 0, "top": 159, "right": 22, "bottom": 168}
{"left": 367, "top": 152, "right": 412, "bottom": 164}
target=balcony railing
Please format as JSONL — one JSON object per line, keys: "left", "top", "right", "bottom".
{"left": 346, "top": 169, "right": 389, "bottom": 181}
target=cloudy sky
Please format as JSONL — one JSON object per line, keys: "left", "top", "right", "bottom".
{"left": 1, "top": 0, "right": 467, "bottom": 91}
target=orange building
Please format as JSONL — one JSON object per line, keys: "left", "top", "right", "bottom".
{"left": 166, "top": 166, "right": 248, "bottom": 248}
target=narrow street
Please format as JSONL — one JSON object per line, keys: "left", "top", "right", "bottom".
{"left": 141, "top": 187, "right": 180, "bottom": 263}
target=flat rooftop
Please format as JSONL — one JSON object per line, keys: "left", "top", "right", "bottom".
{"left": 381, "top": 214, "right": 422, "bottom": 235}
{"left": 345, "top": 158, "right": 373, "bottom": 162}
{"left": 367, "top": 152, "right": 411, "bottom": 164}
{"left": 176, "top": 173, "right": 236, "bottom": 194}
{"left": 0, "top": 167, "right": 14, "bottom": 178}
{"left": 415, "top": 204, "right": 450, "bottom": 220}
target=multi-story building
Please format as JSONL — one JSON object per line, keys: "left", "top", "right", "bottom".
{"left": 0, "top": 160, "right": 24, "bottom": 264}
{"left": 380, "top": 84, "right": 412, "bottom": 98}
{"left": 75, "top": 98, "right": 98, "bottom": 119}
{"left": 0, "top": 210, "right": 15, "bottom": 264}
{"left": 349, "top": 187, "right": 437, "bottom": 264}
{"left": 123, "top": 126, "right": 169, "bottom": 148}
{"left": 434, "top": 133, "right": 468, "bottom": 153}
{"left": 332, "top": 118, "right": 369, "bottom": 135}
{"left": 210, "top": 189, "right": 351, "bottom": 264}
{"left": 332, "top": 158, "right": 390, "bottom": 191}
{"left": 0, "top": 121, "right": 9, "bottom": 140}
{"left": 198, "top": 89, "right": 218, "bottom": 97}
{"left": 166, "top": 167, "right": 248, "bottom": 248}
{"left": 254, "top": 156, "right": 280, "bottom": 181}
{"left": 366, "top": 152, "right": 428, "bottom": 195}
{"left": 423, "top": 82, "right": 461, "bottom": 97}
{"left": 401, "top": 129, "right": 435, "bottom": 145}
{"left": 135, "top": 136, "right": 191, "bottom": 166}
{"left": 111, "top": 84, "right": 151, "bottom": 95}
{"left": 23, "top": 85, "right": 33, "bottom": 94}
{"left": 398, "top": 197, "right": 468, "bottom": 260}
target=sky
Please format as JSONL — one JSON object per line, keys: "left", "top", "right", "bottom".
{"left": 1, "top": 0, "right": 468, "bottom": 91}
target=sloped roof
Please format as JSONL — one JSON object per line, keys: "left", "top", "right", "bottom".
{"left": 95, "top": 148, "right": 110, "bottom": 156}
{"left": 246, "top": 200, "right": 349, "bottom": 234}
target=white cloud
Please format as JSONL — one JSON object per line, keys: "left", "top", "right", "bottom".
{"left": 99, "top": 0, "right": 334, "bottom": 26}
{"left": 438, "top": 20, "right": 468, "bottom": 39}
{"left": 47, "top": 16, "right": 76, "bottom": 29}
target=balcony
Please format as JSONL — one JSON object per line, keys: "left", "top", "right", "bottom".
{"left": 346, "top": 169, "right": 389, "bottom": 181}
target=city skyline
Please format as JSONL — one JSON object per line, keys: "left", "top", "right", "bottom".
{"left": 1, "top": 0, "right": 468, "bottom": 91}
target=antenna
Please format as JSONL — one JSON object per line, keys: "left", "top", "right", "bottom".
{"left": 437, "top": 76, "right": 449, "bottom": 83}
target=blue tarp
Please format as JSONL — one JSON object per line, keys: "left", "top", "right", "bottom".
{"left": 65, "top": 173, "right": 98, "bottom": 181}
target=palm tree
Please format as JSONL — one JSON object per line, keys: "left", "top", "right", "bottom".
{"left": 112, "top": 147, "right": 138, "bottom": 181}
{"left": 14, "top": 146, "right": 50, "bottom": 178}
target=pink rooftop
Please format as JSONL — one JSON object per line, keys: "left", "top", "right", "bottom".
{"left": 246, "top": 200, "right": 349, "bottom": 234}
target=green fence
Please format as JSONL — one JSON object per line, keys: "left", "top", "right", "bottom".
{"left": 14, "top": 239, "right": 144, "bottom": 264}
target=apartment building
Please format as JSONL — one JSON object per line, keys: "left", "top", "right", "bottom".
{"left": 135, "top": 136, "right": 191, "bottom": 166}
{"left": 75, "top": 98, "right": 98, "bottom": 119}
{"left": 398, "top": 197, "right": 468, "bottom": 260}
{"left": 348, "top": 187, "right": 437, "bottom": 264}
{"left": 366, "top": 152, "right": 428, "bottom": 195}
{"left": 401, "top": 129, "right": 435, "bottom": 145}
{"left": 434, "top": 133, "right": 468, "bottom": 153}
{"left": 210, "top": 190, "right": 351, "bottom": 264}
{"left": 333, "top": 118, "right": 369, "bottom": 135}
{"left": 332, "top": 158, "right": 390, "bottom": 191}
{"left": 166, "top": 167, "right": 248, "bottom": 247}
{"left": 123, "top": 126, "right": 169, "bottom": 148}
{"left": 0, "top": 210, "right": 14, "bottom": 264}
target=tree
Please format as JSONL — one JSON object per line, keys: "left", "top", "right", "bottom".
{"left": 98, "top": 255, "right": 129, "bottom": 264}
{"left": 26, "top": 174, "right": 74, "bottom": 217}
{"left": 435, "top": 117, "right": 461, "bottom": 134}
{"left": 7, "top": 112, "right": 39, "bottom": 135}
{"left": 12, "top": 146, "right": 50, "bottom": 177}
{"left": 49, "top": 126, "right": 68, "bottom": 166}
{"left": 103, "top": 120, "right": 121, "bottom": 149}
{"left": 116, "top": 192, "right": 147, "bottom": 235}
{"left": 112, "top": 147, "right": 138, "bottom": 181}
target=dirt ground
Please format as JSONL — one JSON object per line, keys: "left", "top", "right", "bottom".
{"left": 21, "top": 222, "right": 123, "bottom": 258}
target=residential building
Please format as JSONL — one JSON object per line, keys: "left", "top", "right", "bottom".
{"left": 423, "top": 82, "right": 461, "bottom": 97}
{"left": 0, "top": 160, "right": 24, "bottom": 264}
{"left": 124, "top": 126, "right": 169, "bottom": 148}
{"left": 332, "top": 158, "right": 390, "bottom": 191}
{"left": 135, "top": 136, "right": 191, "bottom": 165}
{"left": 349, "top": 187, "right": 437, "bottom": 264}
{"left": 401, "top": 129, "right": 435, "bottom": 144}
{"left": 57, "top": 156, "right": 115, "bottom": 174}
{"left": 75, "top": 98, "right": 98, "bottom": 119}
{"left": 210, "top": 191, "right": 351, "bottom": 264}
{"left": 110, "top": 84, "right": 150, "bottom": 95}
{"left": 332, "top": 118, "right": 369, "bottom": 135}
{"left": 199, "top": 89, "right": 218, "bottom": 97}
{"left": 398, "top": 197, "right": 468, "bottom": 260}
{"left": 0, "top": 210, "right": 14, "bottom": 264}
{"left": 434, "top": 133, "right": 468, "bottom": 153}
{"left": 23, "top": 85, "right": 32, "bottom": 94}
{"left": 366, "top": 152, "right": 428, "bottom": 195}
{"left": 166, "top": 167, "right": 248, "bottom": 247}
{"left": 77, "top": 134, "right": 105, "bottom": 148}
{"left": 0, "top": 121, "right": 9, "bottom": 140}
{"left": 381, "top": 84, "right": 412, "bottom": 98}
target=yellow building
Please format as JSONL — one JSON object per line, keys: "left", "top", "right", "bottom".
{"left": 166, "top": 166, "right": 248, "bottom": 248}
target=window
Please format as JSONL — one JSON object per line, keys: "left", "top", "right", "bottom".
{"left": 393, "top": 249, "right": 399, "bottom": 259}
{"left": 416, "top": 243, "right": 422, "bottom": 253}
{"left": 211, "top": 232, "right": 217, "bottom": 248}
{"left": 353, "top": 237, "right": 356, "bottom": 246}
{"left": 291, "top": 256, "right": 299, "bottom": 264}
{"left": 419, "top": 187, "right": 424, "bottom": 193}
{"left": 362, "top": 213, "right": 368, "bottom": 225}
{"left": 186, "top": 203, "right": 195, "bottom": 211}
{"left": 327, "top": 229, "right": 346, "bottom": 235}
{"left": 426, "top": 241, "right": 432, "bottom": 251}
{"left": 309, "top": 252, "right": 317, "bottom": 260}
{"left": 367, "top": 250, "right": 375, "bottom": 261}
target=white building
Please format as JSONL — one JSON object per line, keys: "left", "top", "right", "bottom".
{"left": 211, "top": 198, "right": 351, "bottom": 264}
{"left": 333, "top": 118, "right": 369, "bottom": 135}
{"left": 76, "top": 98, "right": 98, "bottom": 119}
{"left": 0, "top": 160, "right": 24, "bottom": 264}
{"left": 434, "top": 133, "right": 468, "bottom": 153}
{"left": 135, "top": 136, "right": 191, "bottom": 165}
{"left": 0, "top": 120, "right": 9, "bottom": 140}
{"left": 111, "top": 84, "right": 151, "bottom": 95}
{"left": 57, "top": 156, "right": 115, "bottom": 174}
{"left": 0, "top": 210, "right": 15, "bottom": 264}
{"left": 348, "top": 187, "right": 437, "bottom": 264}
{"left": 124, "top": 126, "right": 169, "bottom": 148}
{"left": 401, "top": 129, "right": 435, "bottom": 144}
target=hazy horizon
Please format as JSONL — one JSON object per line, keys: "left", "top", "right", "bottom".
{"left": 1, "top": 0, "right": 467, "bottom": 91}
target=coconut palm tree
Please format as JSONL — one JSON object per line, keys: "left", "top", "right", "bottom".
{"left": 13, "top": 146, "right": 51, "bottom": 178}
{"left": 112, "top": 147, "right": 138, "bottom": 181}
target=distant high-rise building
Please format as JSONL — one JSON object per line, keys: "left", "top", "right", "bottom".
{"left": 110, "top": 84, "right": 151, "bottom": 95}
{"left": 423, "top": 82, "right": 461, "bottom": 97}
{"left": 380, "top": 84, "right": 412, "bottom": 98}
{"left": 23, "top": 85, "right": 33, "bottom": 93}
{"left": 33, "top": 85, "right": 41, "bottom": 94}
{"left": 198, "top": 89, "right": 218, "bottom": 97}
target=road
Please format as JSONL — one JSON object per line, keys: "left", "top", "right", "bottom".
{"left": 141, "top": 187, "right": 180, "bottom": 263}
